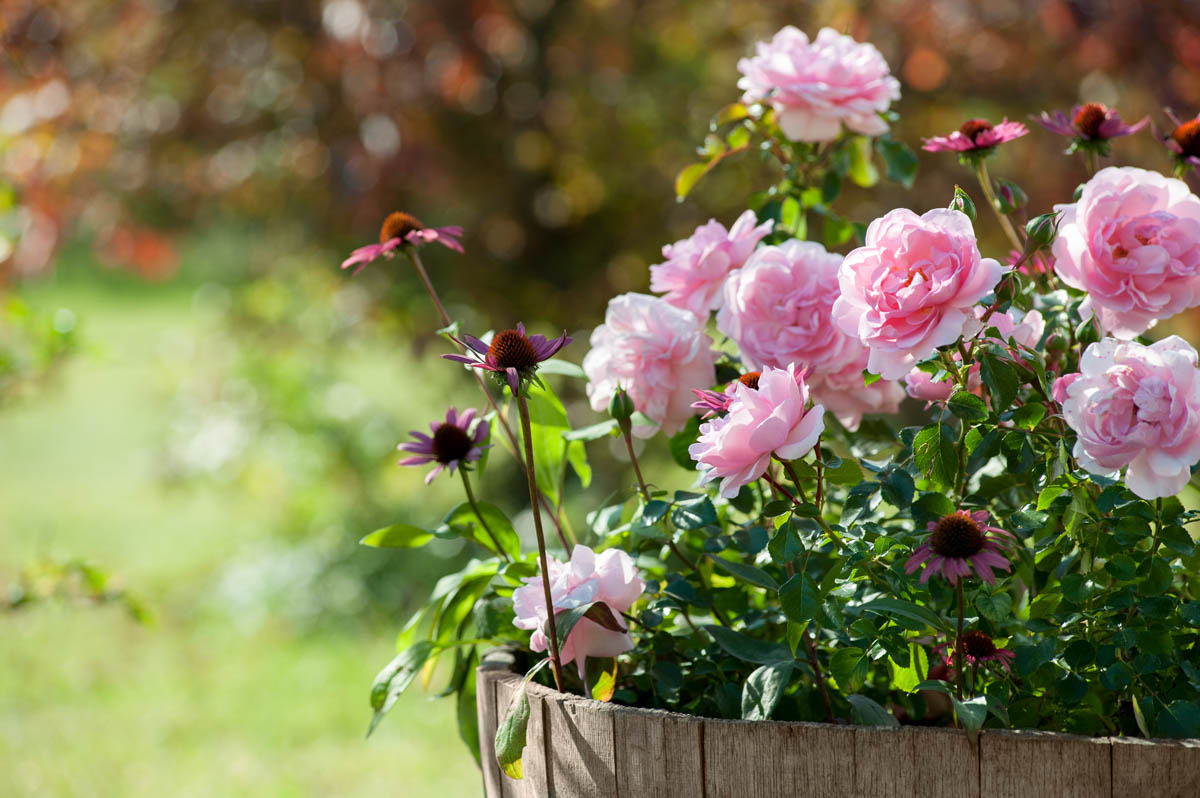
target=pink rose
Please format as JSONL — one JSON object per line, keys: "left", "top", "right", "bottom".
{"left": 737, "top": 26, "right": 900, "bottom": 142}
{"left": 583, "top": 293, "right": 717, "bottom": 438}
{"left": 649, "top": 210, "right": 772, "bottom": 319}
{"left": 1057, "top": 336, "right": 1200, "bottom": 499}
{"left": 512, "top": 545, "right": 644, "bottom": 678}
{"left": 718, "top": 240, "right": 858, "bottom": 374}
{"left": 689, "top": 364, "right": 825, "bottom": 498}
{"left": 1052, "top": 166, "right": 1200, "bottom": 338}
{"left": 834, "top": 208, "right": 1008, "bottom": 380}
{"left": 811, "top": 351, "right": 904, "bottom": 431}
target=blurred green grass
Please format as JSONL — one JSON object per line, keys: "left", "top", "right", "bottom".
{"left": 0, "top": 280, "right": 479, "bottom": 797}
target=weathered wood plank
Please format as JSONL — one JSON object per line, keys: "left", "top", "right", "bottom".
{"left": 910, "top": 725, "right": 979, "bottom": 798}
{"left": 854, "top": 726, "right": 914, "bottom": 797}
{"left": 979, "top": 729, "right": 1110, "bottom": 798}
{"left": 476, "top": 668, "right": 503, "bottom": 798}
{"left": 1111, "top": 736, "right": 1200, "bottom": 798}
{"left": 543, "top": 693, "right": 619, "bottom": 797}
{"left": 493, "top": 674, "right": 551, "bottom": 798}
{"left": 704, "top": 718, "right": 856, "bottom": 798}
{"left": 612, "top": 704, "right": 704, "bottom": 797}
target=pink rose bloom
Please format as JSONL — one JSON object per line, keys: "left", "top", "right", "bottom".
{"left": 512, "top": 545, "right": 644, "bottom": 678}
{"left": 689, "top": 364, "right": 825, "bottom": 498}
{"left": 1056, "top": 335, "right": 1200, "bottom": 500}
{"left": 834, "top": 208, "right": 1008, "bottom": 380}
{"left": 1052, "top": 166, "right": 1200, "bottom": 338}
{"left": 811, "top": 350, "right": 904, "bottom": 431}
{"left": 583, "top": 293, "right": 717, "bottom": 438}
{"left": 737, "top": 26, "right": 900, "bottom": 142}
{"left": 649, "top": 210, "right": 772, "bottom": 319}
{"left": 717, "top": 239, "right": 857, "bottom": 373}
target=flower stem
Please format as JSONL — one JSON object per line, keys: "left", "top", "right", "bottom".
{"left": 805, "top": 626, "right": 836, "bottom": 724}
{"left": 621, "top": 427, "right": 651, "bottom": 502}
{"left": 954, "top": 580, "right": 966, "bottom": 700}
{"left": 1084, "top": 149, "right": 1098, "bottom": 177}
{"left": 460, "top": 469, "right": 509, "bottom": 562}
{"left": 517, "top": 393, "right": 567, "bottom": 693}
{"left": 779, "top": 459, "right": 846, "bottom": 551}
{"left": 975, "top": 160, "right": 1023, "bottom": 251}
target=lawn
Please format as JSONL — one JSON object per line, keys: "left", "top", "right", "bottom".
{"left": 0, "top": 273, "right": 480, "bottom": 797}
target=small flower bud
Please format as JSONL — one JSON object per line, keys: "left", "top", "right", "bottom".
{"left": 608, "top": 386, "right": 636, "bottom": 425}
{"left": 1044, "top": 333, "right": 1068, "bottom": 353}
{"left": 948, "top": 185, "right": 977, "bottom": 221}
{"left": 994, "top": 179, "right": 1027, "bottom": 214}
{"left": 1025, "top": 213, "right": 1058, "bottom": 248}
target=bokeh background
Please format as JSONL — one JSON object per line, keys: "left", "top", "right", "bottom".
{"left": 3, "top": 1, "right": 1200, "bottom": 795}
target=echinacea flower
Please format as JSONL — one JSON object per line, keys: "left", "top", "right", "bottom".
{"left": 397, "top": 407, "right": 489, "bottom": 484}
{"left": 444, "top": 323, "right": 571, "bottom": 397}
{"left": 922, "top": 118, "right": 1028, "bottom": 160}
{"left": 905, "top": 510, "right": 1015, "bottom": 585}
{"left": 1162, "top": 109, "right": 1200, "bottom": 175}
{"left": 691, "top": 371, "right": 763, "bottom": 418}
{"left": 340, "top": 212, "right": 464, "bottom": 275}
{"left": 1033, "top": 103, "right": 1147, "bottom": 155}
{"left": 934, "top": 630, "right": 1016, "bottom": 675}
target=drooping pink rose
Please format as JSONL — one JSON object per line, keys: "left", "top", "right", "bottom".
{"left": 512, "top": 545, "right": 644, "bottom": 678}
{"left": 649, "top": 210, "right": 772, "bottom": 319}
{"left": 1052, "top": 166, "right": 1200, "bottom": 338}
{"left": 1056, "top": 336, "right": 1200, "bottom": 499}
{"left": 583, "top": 293, "right": 718, "bottom": 438}
{"left": 718, "top": 239, "right": 858, "bottom": 375}
{"left": 834, "top": 208, "right": 1008, "bottom": 380}
{"left": 689, "top": 364, "right": 825, "bottom": 498}
{"left": 810, "top": 350, "right": 904, "bottom": 431}
{"left": 737, "top": 26, "right": 900, "bottom": 142}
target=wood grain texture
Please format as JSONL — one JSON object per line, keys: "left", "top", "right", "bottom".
{"left": 980, "top": 729, "right": 1110, "bottom": 798}
{"left": 476, "top": 667, "right": 503, "bottom": 798}
{"left": 704, "top": 718, "right": 856, "bottom": 798}
{"left": 853, "top": 727, "right": 913, "bottom": 797}
{"left": 544, "top": 692, "right": 619, "bottom": 797}
{"left": 910, "top": 725, "right": 979, "bottom": 798}
{"left": 612, "top": 704, "right": 704, "bottom": 797}
{"left": 494, "top": 675, "right": 550, "bottom": 798}
{"left": 1111, "top": 736, "right": 1200, "bottom": 798}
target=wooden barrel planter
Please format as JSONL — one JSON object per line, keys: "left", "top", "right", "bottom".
{"left": 476, "top": 666, "right": 1200, "bottom": 797}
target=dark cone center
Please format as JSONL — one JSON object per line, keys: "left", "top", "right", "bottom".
{"left": 961, "top": 629, "right": 997, "bottom": 659}
{"left": 738, "top": 371, "right": 762, "bottom": 390}
{"left": 1173, "top": 120, "right": 1200, "bottom": 158}
{"left": 380, "top": 211, "right": 424, "bottom": 244}
{"left": 431, "top": 423, "right": 473, "bottom": 464}
{"left": 930, "top": 513, "right": 986, "bottom": 559}
{"left": 1073, "top": 103, "right": 1108, "bottom": 139}
{"left": 487, "top": 329, "right": 539, "bottom": 371}
{"left": 959, "top": 118, "right": 994, "bottom": 144}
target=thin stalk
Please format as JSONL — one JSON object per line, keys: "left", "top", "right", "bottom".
{"left": 954, "top": 581, "right": 966, "bottom": 700}
{"left": 778, "top": 459, "right": 846, "bottom": 551}
{"left": 813, "top": 435, "right": 825, "bottom": 512}
{"left": 460, "top": 469, "right": 509, "bottom": 562}
{"left": 621, "top": 426, "right": 651, "bottom": 502}
{"left": 1084, "top": 149, "right": 1098, "bottom": 177}
{"left": 975, "top": 160, "right": 1023, "bottom": 252}
{"left": 517, "top": 393, "right": 566, "bottom": 693}
{"left": 805, "top": 627, "right": 836, "bottom": 724}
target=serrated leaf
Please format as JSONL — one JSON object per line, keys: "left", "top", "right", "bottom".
{"left": 848, "top": 694, "right": 899, "bottom": 727}
{"left": 831, "top": 647, "right": 869, "bottom": 692}
{"left": 742, "top": 662, "right": 794, "bottom": 720}
{"left": 952, "top": 695, "right": 988, "bottom": 746}
{"left": 975, "top": 591, "right": 1013, "bottom": 622}
{"left": 706, "top": 625, "right": 793, "bottom": 665}
{"left": 778, "top": 573, "right": 821, "bottom": 627}
{"left": 913, "top": 423, "right": 959, "bottom": 490}
{"left": 948, "top": 391, "right": 988, "bottom": 422}
{"left": 980, "top": 355, "right": 1019, "bottom": 412}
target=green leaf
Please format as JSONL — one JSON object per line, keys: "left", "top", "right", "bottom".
{"left": 526, "top": 381, "right": 582, "bottom": 500}
{"left": 360, "top": 524, "right": 434, "bottom": 549}
{"left": 494, "top": 685, "right": 531, "bottom": 779}
{"left": 1011, "top": 403, "right": 1046, "bottom": 429}
{"left": 368, "top": 640, "right": 437, "bottom": 736}
{"left": 537, "top": 358, "right": 585, "bottom": 378}
{"left": 711, "top": 102, "right": 749, "bottom": 129}
{"left": 912, "top": 423, "right": 959, "bottom": 490}
{"left": 778, "top": 573, "right": 821, "bottom": 627}
{"left": 441, "top": 502, "right": 521, "bottom": 561}
{"left": 891, "top": 644, "right": 929, "bottom": 692}
{"left": 876, "top": 137, "right": 918, "bottom": 188}
{"left": 709, "top": 554, "right": 779, "bottom": 591}
{"left": 947, "top": 391, "right": 988, "bottom": 423}
{"left": 555, "top": 601, "right": 624, "bottom": 645}
{"left": 672, "top": 492, "right": 717, "bottom": 530}
{"left": 780, "top": 197, "right": 804, "bottom": 237}
{"left": 847, "top": 136, "right": 879, "bottom": 188}
{"left": 980, "top": 355, "right": 1019, "bottom": 412}
{"left": 706, "top": 625, "right": 793, "bottom": 665}
{"left": 825, "top": 458, "right": 863, "bottom": 486}
{"left": 742, "top": 662, "right": 794, "bottom": 720}
{"left": 860, "top": 598, "right": 950, "bottom": 633}
{"left": 848, "top": 694, "right": 900, "bottom": 727}
{"left": 822, "top": 215, "right": 856, "bottom": 248}
{"left": 879, "top": 468, "right": 915, "bottom": 509}
{"left": 675, "top": 162, "right": 709, "bottom": 200}
{"left": 951, "top": 695, "right": 988, "bottom": 746}
{"left": 563, "top": 419, "right": 619, "bottom": 441}
{"left": 667, "top": 415, "right": 702, "bottom": 469}
{"left": 975, "top": 591, "right": 1013, "bottom": 622}
{"left": 831, "top": 647, "right": 869, "bottom": 692}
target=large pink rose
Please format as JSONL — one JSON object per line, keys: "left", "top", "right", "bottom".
{"left": 1052, "top": 166, "right": 1200, "bottom": 338}
{"left": 737, "top": 26, "right": 900, "bottom": 142}
{"left": 583, "top": 293, "right": 717, "bottom": 438}
{"left": 717, "top": 239, "right": 857, "bottom": 373}
{"left": 812, "top": 351, "right": 905, "bottom": 431}
{"left": 649, "top": 210, "right": 772, "bottom": 319}
{"left": 512, "top": 545, "right": 644, "bottom": 678}
{"left": 1055, "top": 336, "right": 1200, "bottom": 499}
{"left": 834, "top": 208, "right": 1008, "bottom": 380}
{"left": 689, "top": 364, "right": 825, "bottom": 498}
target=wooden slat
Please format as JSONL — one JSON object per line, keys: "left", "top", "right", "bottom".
{"left": 979, "top": 729, "right": 1110, "bottom": 798}
{"left": 1111, "top": 736, "right": 1200, "bottom": 798}
{"left": 854, "top": 726, "right": 914, "bottom": 797}
{"left": 704, "top": 718, "right": 855, "bottom": 798}
{"left": 494, "top": 675, "right": 550, "bottom": 798}
{"left": 543, "top": 692, "right": 619, "bottom": 797}
{"left": 910, "top": 725, "right": 979, "bottom": 798}
{"left": 476, "top": 668, "right": 503, "bottom": 798}
{"left": 612, "top": 704, "right": 705, "bottom": 797}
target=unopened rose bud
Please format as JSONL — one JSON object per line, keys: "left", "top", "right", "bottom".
{"left": 1025, "top": 213, "right": 1058, "bottom": 248}
{"left": 995, "top": 179, "right": 1027, "bottom": 214}
{"left": 1045, "top": 333, "right": 1067, "bottom": 353}
{"left": 608, "top": 386, "right": 636, "bottom": 430}
{"left": 948, "top": 185, "right": 977, "bottom": 221}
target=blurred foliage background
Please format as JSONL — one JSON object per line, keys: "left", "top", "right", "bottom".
{"left": 2, "top": 0, "right": 1200, "bottom": 795}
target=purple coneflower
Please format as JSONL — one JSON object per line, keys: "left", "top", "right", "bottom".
{"left": 905, "top": 510, "right": 1014, "bottom": 585}
{"left": 340, "top": 212, "right": 464, "bottom": 275}
{"left": 1033, "top": 102, "right": 1147, "bottom": 149}
{"left": 690, "top": 371, "right": 762, "bottom": 418}
{"left": 444, "top": 323, "right": 571, "bottom": 396}
{"left": 1163, "top": 110, "right": 1200, "bottom": 175}
{"left": 922, "top": 118, "right": 1028, "bottom": 158}
{"left": 397, "top": 407, "right": 489, "bottom": 484}
{"left": 938, "top": 629, "right": 1016, "bottom": 674}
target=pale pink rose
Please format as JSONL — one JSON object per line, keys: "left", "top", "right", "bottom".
{"left": 834, "top": 208, "right": 1008, "bottom": 380}
{"left": 1056, "top": 336, "right": 1200, "bottom": 499}
{"left": 689, "top": 364, "right": 825, "bottom": 498}
{"left": 718, "top": 239, "right": 857, "bottom": 373}
{"left": 583, "top": 293, "right": 718, "bottom": 438}
{"left": 512, "top": 545, "right": 644, "bottom": 678}
{"left": 810, "top": 350, "right": 904, "bottom": 431}
{"left": 649, "top": 210, "right": 772, "bottom": 318}
{"left": 737, "top": 26, "right": 900, "bottom": 142}
{"left": 1052, "top": 166, "right": 1200, "bottom": 338}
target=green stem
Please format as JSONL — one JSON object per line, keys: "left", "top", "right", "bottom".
{"left": 517, "top": 394, "right": 566, "bottom": 693}
{"left": 975, "top": 160, "right": 1023, "bottom": 251}
{"left": 1084, "top": 149, "right": 1098, "bottom": 177}
{"left": 955, "top": 581, "right": 966, "bottom": 701}
{"left": 805, "top": 627, "right": 836, "bottom": 724}
{"left": 460, "top": 469, "right": 509, "bottom": 562}
{"left": 621, "top": 427, "right": 651, "bottom": 502}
